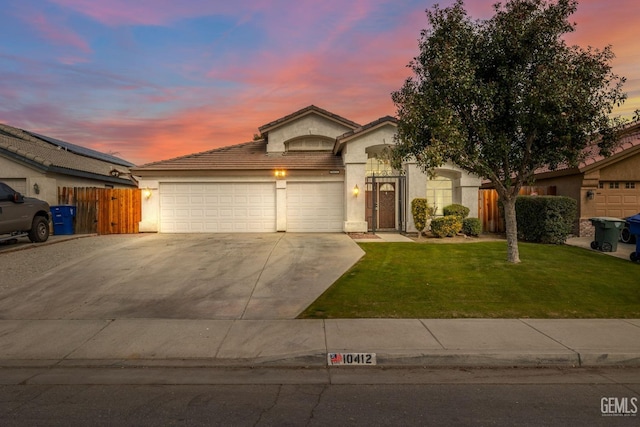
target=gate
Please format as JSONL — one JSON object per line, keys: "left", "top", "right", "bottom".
{"left": 57, "top": 187, "right": 141, "bottom": 234}
{"left": 366, "top": 175, "right": 406, "bottom": 233}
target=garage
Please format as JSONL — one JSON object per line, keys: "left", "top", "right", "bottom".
{"left": 286, "top": 182, "right": 343, "bottom": 232}
{"left": 160, "top": 182, "right": 276, "bottom": 232}
{"left": 595, "top": 181, "right": 640, "bottom": 218}
{"left": 0, "top": 178, "right": 26, "bottom": 195}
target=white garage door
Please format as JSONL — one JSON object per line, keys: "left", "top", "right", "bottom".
{"left": 287, "top": 182, "right": 343, "bottom": 232}
{"left": 160, "top": 182, "right": 276, "bottom": 233}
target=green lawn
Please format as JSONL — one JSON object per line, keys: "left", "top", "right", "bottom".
{"left": 299, "top": 242, "right": 640, "bottom": 319}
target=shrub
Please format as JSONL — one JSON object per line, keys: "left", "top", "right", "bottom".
{"left": 462, "top": 218, "right": 482, "bottom": 236}
{"left": 515, "top": 196, "right": 577, "bottom": 244}
{"left": 411, "top": 198, "right": 428, "bottom": 236}
{"left": 411, "top": 198, "right": 436, "bottom": 237}
{"left": 431, "top": 215, "right": 463, "bottom": 237}
{"left": 443, "top": 204, "right": 470, "bottom": 219}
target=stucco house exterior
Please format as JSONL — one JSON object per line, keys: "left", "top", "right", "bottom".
{"left": 0, "top": 123, "right": 137, "bottom": 205}
{"left": 132, "top": 106, "right": 481, "bottom": 234}
{"left": 530, "top": 121, "right": 640, "bottom": 236}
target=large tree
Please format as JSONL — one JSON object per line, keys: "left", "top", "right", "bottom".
{"left": 392, "top": 0, "right": 627, "bottom": 263}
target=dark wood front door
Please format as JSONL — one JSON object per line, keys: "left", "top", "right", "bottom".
{"left": 365, "top": 181, "right": 397, "bottom": 231}
{"left": 378, "top": 183, "right": 395, "bottom": 229}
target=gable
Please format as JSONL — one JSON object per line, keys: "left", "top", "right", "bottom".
{"left": 597, "top": 146, "right": 640, "bottom": 181}
{"left": 265, "top": 111, "right": 358, "bottom": 153}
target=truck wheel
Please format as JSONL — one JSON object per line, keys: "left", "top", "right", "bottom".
{"left": 28, "top": 216, "right": 49, "bottom": 243}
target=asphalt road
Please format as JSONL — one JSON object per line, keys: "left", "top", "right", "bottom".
{"left": 1, "top": 367, "right": 639, "bottom": 426}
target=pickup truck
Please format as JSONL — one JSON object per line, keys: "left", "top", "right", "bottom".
{"left": 0, "top": 181, "right": 51, "bottom": 243}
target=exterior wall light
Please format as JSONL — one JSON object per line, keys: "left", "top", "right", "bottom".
{"left": 143, "top": 188, "right": 152, "bottom": 200}
{"left": 586, "top": 190, "right": 595, "bottom": 200}
{"left": 353, "top": 184, "right": 360, "bottom": 197}
{"left": 274, "top": 169, "right": 286, "bottom": 178}
{"left": 33, "top": 183, "right": 40, "bottom": 194}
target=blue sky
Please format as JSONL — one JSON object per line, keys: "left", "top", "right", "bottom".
{"left": 1, "top": 0, "right": 638, "bottom": 165}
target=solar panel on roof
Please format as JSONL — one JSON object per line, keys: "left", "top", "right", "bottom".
{"left": 25, "top": 131, "right": 135, "bottom": 167}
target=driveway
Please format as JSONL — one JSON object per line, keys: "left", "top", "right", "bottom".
{"left": 0, "top": 233, "right": 364, "bottom": 320}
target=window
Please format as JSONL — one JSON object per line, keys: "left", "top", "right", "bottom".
{"left": 625, "top": 182, "right": 636, "bottom": 189}
{"left": 609, "top": 182, "right": 619, "bottom": 189}
{"left": 598, "top": 182, "right": 604, "bottom": 189}
{"left": 426, "top": 176, "right": 452, "bottom": 216}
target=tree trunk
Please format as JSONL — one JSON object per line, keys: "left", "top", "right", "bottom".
{"left": 502, "top": 197, "right": 521, "bottom": 264}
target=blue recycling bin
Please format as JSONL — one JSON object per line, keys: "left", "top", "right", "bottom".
{"left": 627, "top": 214, "right": 640, "bottom": 262}
{"left": 51, "top": 205, "right": 76, "bottom": 235}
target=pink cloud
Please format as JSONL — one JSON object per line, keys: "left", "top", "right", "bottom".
{"left": 49, "top": 0, "right": 269, "bottom": 26}
{"left": 25, "top": 11, "right": 91, "bottom": 55}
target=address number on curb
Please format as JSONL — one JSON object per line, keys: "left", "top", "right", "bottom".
{"left": 328, "top": 353, "right": 377, "bottom": 366}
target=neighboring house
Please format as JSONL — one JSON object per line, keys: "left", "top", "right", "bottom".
{"left": 0, "top": 123, "right": 137, "bottom": 205}
{"left": 529, "top": 121, "right": 640, "bottom": 236}
{"left": 132, "top": 105, "right": 481, "bottom": 234}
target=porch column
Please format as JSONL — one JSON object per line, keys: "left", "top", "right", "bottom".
{"left": 343, "top": 162, "right": 368, "bottom": 232}
{"left": 139, "top": 179, "right": 159, "bottom": 232}
{"left": 276, "top": 179, "right": 287, "bottom": 231}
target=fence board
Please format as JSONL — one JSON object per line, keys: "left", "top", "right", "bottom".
{"left": 479, "top": 186, "right": 556, "bottom": 233}
{"left": 57, "top": 187, "right": 140, "bottom": 235}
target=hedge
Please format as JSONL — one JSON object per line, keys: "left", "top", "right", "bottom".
{"left": 515, "top": 196, "right": 577, "bottom": 244}
{"left": 462, "top": 218, "right": 482, "bottom": 236}
{"left": 431, "top": 215, "right": 463, "bottom": 237}
{"left": 443, "top": 204, "right": 470, "bottom": 219}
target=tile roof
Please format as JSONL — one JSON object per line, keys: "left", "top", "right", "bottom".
{"left": 258, "top": 105, "right": 361, "bottom": 134}
{"left": 334, "top": 116, "right": 397, "bottom": 153}
{"left": 132, "top": 140, "right": 344, "bottom": 172}
{"left": 533, "top": 121, "right": 640, "bottom": 177}
{"left": 0, "top": 123, "right": 136, "bottom": 185}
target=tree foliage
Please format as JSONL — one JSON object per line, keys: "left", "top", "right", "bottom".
{"left": 392, "top": 0, "right": 627, "bottom": 262}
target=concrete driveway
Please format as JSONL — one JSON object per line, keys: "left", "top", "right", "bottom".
{"left": 0, "top": 233, "right": 364, "bottom": 320}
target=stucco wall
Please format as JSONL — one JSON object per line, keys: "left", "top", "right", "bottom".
{"left": 1, "top": 155, "right": 135, "bottom": 205}
{"left": 267, "top": 115, "right": 354, "bottom": 153}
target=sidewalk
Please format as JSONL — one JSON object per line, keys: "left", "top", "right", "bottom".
{"left": 2, "top": 318, "right": 639, "bottom": 368}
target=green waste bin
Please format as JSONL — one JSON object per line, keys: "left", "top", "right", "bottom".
{"left": 589, "top": 217, "right": 625, "bottom": 252}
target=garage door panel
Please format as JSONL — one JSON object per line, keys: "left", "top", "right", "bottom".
{"left": 596, "top": 183, "right": 640, "bottom": 219}
{"left": 160, "top": 183, "right": 276, "bottom": 233}
{"left": 287, "top": 182, "right": 343, "bottom": 232}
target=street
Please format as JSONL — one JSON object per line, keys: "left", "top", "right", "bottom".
{"left": 1, "top": 367, "right": 639, "bottom": 426}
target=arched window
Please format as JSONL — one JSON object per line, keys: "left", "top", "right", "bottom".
{"left": 426, "top": 176, "right": 452, "bottom": 216}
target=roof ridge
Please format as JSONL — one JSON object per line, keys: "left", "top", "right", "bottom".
{"left": 136, "top": 139, "right": 263, "bottom": 167}
{"left": 258, "top": 105, "right": 361, "bottom": 133}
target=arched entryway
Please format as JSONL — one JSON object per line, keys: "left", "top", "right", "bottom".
{"left": 365, "top": 155, "right": 406, "bottom": 231}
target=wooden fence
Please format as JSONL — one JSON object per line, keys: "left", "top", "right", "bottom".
{"left": 57, "top": 187, "right": 141, "bottom": 235}
{"left": 478, "top": 186, "right": 556, "bottom": 233}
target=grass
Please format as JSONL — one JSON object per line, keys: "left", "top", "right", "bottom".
{"left": 298, "top": 242, "right": 640, "bottom": 319}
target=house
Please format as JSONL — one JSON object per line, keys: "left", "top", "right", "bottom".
{"left": 132, "top": 105, "right": 481, "bottom": 234}
{"left": 0, "top": 123, "right": 137, "bottom": 205}
{"left": 529, "top": 121, "right": 640, "bottom": 236}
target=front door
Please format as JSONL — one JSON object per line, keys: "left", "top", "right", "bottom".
{"left": 378, "top": 183, "right": 396, "bottom": 229}
{"left": 365, "top": 181, "right": 396, "bottom": 230}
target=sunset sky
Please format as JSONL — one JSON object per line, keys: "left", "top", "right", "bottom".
{"left": 2, "top": 0, "right": 638, "bottom": 165}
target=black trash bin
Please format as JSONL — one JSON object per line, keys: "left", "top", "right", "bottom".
{"left": 51, "top": 205, "right": 76, "bottom": 235}
{"left": 589, "top": 217, "right": 625, "bottom": 252}
{"left": 626, "top": 214, "right": 640, "bottom": 262}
